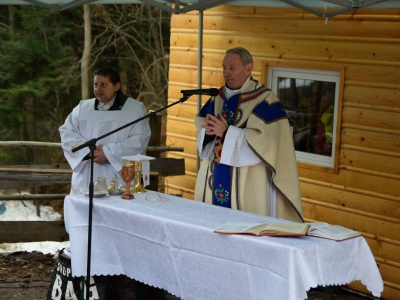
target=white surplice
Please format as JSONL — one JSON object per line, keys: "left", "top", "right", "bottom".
{"left": 59, "top": 98, "right": 151, "bottom": 192}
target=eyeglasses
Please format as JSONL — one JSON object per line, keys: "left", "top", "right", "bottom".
{"left": 145, "top": 193, "right": 169, "bottom": 202}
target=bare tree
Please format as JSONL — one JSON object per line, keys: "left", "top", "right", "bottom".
{"left": 62, "top": 4, "right": 169, "bottom": 107}
{"left": 87, "top": 4, "right": 169, "bottom": 109}
{"left": 81, "top": 4, "right": 92, "bottom": 99}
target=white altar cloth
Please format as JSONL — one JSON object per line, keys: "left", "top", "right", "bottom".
{"left": 64, "top": 192, "right": 383, "bottom": 300}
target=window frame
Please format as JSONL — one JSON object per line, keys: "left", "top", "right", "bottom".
{"left": 261, "top": 60, "right": 345, "bottom": 174}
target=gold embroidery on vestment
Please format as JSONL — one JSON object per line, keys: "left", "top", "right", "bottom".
{"left": 69, "top": 140, "right": 82, "bottom": 156}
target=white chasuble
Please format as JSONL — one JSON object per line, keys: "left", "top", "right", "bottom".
{"left": 194, "top": 78, "right": 303, "bottom": 222}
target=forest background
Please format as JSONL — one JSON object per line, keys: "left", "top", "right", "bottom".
{"left": 0, "top": 4, "right": 170, "bottom": 171}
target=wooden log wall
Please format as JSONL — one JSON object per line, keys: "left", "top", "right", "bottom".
{"left": 166, "top": 6, "right": 400, "bottom": 299}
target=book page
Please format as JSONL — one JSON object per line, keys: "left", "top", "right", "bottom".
{"left": 308, "top": 224, "right": 360, "bottom": 240}
{"left": 215, "top": 222, "right": 309, "bottom": 236}
{"left": 310, "top": 225, "right": 349, "bottom": 235}
{"left": 306, "top": 222, "right": 330, "bottom": 229}
{"left": 263, "top": 223, "right": 309, "bottom": 234}
{"left": 214, "top": 222, "right": 263, "bottom": 233}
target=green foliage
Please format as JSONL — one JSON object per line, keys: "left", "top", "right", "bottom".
{"left": 0, "top": 4, "right": 170, "bottom": 166}
{"left": 0, "top": 7, "right": 80, "bottom": 132}
{"left": 0, "top": 6, "right": 83, "bottom": 163}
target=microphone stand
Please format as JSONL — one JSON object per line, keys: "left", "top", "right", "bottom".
{"left": 71, "top": 95, "right": 190, "bottom": 300}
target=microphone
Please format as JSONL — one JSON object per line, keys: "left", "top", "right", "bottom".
{"left": 181, "top": 88, "right": 219, "bottom": 97}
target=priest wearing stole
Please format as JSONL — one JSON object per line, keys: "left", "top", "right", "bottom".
{"left": 194, "top": 48, "right": 303, "bottom": 222}
{"left": 59, "top": 67, "right": 151, "bottom": 193}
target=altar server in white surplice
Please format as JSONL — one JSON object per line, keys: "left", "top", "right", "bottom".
{"left": 194, "top": 47, "right": 303, "bottom": 222}
{"left": 59, "top": 67, "right": 151, "bottom": 193}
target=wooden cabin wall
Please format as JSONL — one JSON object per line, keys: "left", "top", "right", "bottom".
{"left": 166, "top": 6, "right": 400, "bottom": 299}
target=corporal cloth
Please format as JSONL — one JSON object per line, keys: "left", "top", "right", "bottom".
{"left": 64, "top": 192, "right": 384, "bottom": 300}
{"left": 195, "top": 77, "right": 303, "bottom": 222}
{"left": 59, "top": 98, "right": 151, "bottom": 191}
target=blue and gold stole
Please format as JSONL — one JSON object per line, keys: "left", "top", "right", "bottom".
{"left": 199, "top": 92, "right": 242, "bottom": 208}
{"left": 200, "top": 85, "right": 288, "bottom": 209}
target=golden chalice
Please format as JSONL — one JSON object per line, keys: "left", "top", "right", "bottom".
{"left": 131, "top": 161, "right": 147, "bottom": 193}
{"left": 121, "top": 163, "right": 135, "bottom": 199}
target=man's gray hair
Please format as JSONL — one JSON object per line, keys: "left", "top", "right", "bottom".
{"left": 225, "top": 47, "right": 253, "bottom": 65}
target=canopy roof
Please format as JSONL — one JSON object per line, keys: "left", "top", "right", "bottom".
{"left": 1, "top": 1, "right": 399, "bottom": 15}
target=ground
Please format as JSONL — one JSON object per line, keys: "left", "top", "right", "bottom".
{"left": 0, "top": 251, "right": 373, "bottom": 300}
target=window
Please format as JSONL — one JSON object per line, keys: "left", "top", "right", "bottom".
{"left": 266, "top": 63, "right": 343, "bottom": 170}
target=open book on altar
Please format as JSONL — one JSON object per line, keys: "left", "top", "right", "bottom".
{"left": 214, "top": 222, "right": 310, "bottom": 237}
{"left": 305, "top": 222, "right": 361, "bottom": 241}
{"left": 214, "top": 221, "right": 361, "bottom": 241}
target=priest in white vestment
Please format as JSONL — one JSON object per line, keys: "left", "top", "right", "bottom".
{"left": 194, "top": 48, "right": 303, "bottom": 222}
{"left": 59, "top": 67, "right": 151, "bottom": 193}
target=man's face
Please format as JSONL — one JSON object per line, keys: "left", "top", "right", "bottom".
{"left": 93, "top": 75, "right": 120, "bottom": 103}
{"left": 222, "top": 52, "right": 253, "bottom": 90}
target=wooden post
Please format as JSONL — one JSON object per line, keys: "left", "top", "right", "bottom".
{"left": 147, "top": 114, "right": 162, "bottom": 191}
{"left": 147, "top": 114, "right": 162, "bottom": 159}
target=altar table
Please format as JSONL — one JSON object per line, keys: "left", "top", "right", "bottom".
{"left": 64, "top": 191, "right": 383, "bottom": 300}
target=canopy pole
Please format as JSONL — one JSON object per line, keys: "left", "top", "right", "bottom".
{"left": 196, "top": 9, "right": 204, "bottom": 173}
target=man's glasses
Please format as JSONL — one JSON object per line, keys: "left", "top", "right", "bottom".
{"left": 145, "top": 193, "right": 169, "bottom": 202}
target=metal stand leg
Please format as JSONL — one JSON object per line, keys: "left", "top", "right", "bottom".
{"left": 135, "top": 281, "right": 143, "bottom": 300}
